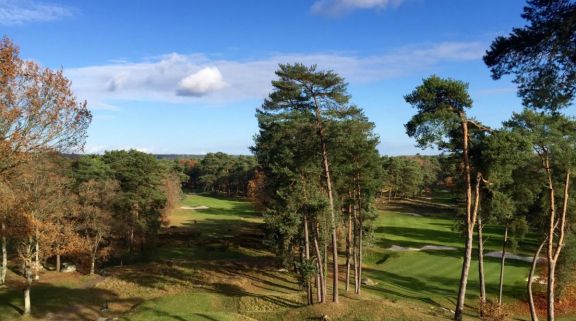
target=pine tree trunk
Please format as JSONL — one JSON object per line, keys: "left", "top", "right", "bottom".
{"left": 356, "top": 176, "right": 363, "bottom": 295}
{"left": 345, "top": 199, "right": 352, "bottom": 292}
{"left": 478, "top": 216, "right": 486, "bottom": 306}
{"left": 316, "top": 273, "right": 322, "bottom": 303}
{"left": 313, "top": 100, "right": 339, "bottom": 303}
{"left": 129, "top": 225, "right": 134, "bottom": 255}
{"left": 547, "top": 259, "right": 556, "bottom": 321}
{"left": 304, "top": 214, "right": 313, "bottom": 305}
{"left": 56, "top": 254, "right": 61, "bottom": 273}
{"left": 498, "top": 224, "right": 509, "bottom": 305}
{"left": 353, "top": 246, "right": 359, "bottom": 293}
{"left": 528, "top": 236, "right": 546, "bottom": 321}
{"left": 313, "top": 230, "right": 326, "bottom": 303}
{"left": 322, "top": 142, "right": 339, "bottom": 303}
{"left": 454, "top": 116, "right": 475, "bottom": 321}
{"left": 545, "top": 159, "right": 556, "bottom": 321}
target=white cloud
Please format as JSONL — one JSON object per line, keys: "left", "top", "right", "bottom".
{"left": 311, "top": 0, "right": 405, "bottom": 16}
{"left": 0, "top": 0, "right": 75, "bottom": 25}
{"left": 177, "top": 67, "right": 227, "bottom": 97}
{"left": 65, "top": 41, "right": 485, "bottom": 109}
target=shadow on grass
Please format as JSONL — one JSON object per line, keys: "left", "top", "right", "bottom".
{"left": 212, "top": 282, "right": 302, "bottom": 308}
{"left": 375, "top": 225, "right": 462, "bottom": 249}
{"left": 0, "top": 283, "right": 138, "bottom": 321}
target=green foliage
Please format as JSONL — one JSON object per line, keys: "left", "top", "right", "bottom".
{"left": 381, "top": 156, "right": 440, "bottom": 199}
{"left": 196, "top": 153, "right": 256, "bottom": 196}
{"left": 484, "top": 0, "right": 576, "bottom": 111}
{"left": 404, "top": 75, "right": 472, "bottom": 151}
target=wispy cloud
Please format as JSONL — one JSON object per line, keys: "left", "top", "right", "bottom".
{"left": 65, "top": 41, "right": 486, "bottom": 110}
{"left": 311, "top": 0, "right": 405, "bottom": 16}
{"left": 0, "top": 0, "right": 75, "bottom": 25}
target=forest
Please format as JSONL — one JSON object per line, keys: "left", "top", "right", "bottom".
{"left": 0, "top": 1, "right": 575, "bottom": 321}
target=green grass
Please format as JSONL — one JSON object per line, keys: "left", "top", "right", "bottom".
{"left": 1, "top": 193, "right": 566, "bottom": 321}
{"left": 363, "top": 205, "right": 534, "bottom": 314}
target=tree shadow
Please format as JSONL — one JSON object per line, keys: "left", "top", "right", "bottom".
{"left": 0, "top": 283, "right": 139, "bottom": 321}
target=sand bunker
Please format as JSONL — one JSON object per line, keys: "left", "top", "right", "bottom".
{"left": 485, "top": 251, "right": 543, "bottom": 263}
{"left": 401, "top": 213, "right": 422, "bottom": 217}
{"left": 179, "top": 205, "right": 210, "bottom": 210}
{"left": 388, "top": 245, "right": 457, "bottom": 252}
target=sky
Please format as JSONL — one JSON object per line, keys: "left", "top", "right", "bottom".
{"left": 0, "top": 0, "right": 554, "bottom": 155}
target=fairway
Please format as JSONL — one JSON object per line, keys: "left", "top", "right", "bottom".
{"left": 364, "top": 202, "right": 532, "bottom": 310}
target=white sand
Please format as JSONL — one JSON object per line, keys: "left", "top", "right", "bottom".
{"left": 485, "top": 251, "right": 543, "bottom": 263}
{"left": 179, "top": 205, "right": 209, "bottom": 210}
{"left": 388, "top": 245, "right": 457, "bottom": 252}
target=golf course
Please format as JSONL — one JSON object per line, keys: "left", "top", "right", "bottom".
{"left": 2, "top": 192, "right": 566, "bottom": 321}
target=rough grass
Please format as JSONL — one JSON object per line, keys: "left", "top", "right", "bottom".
{"left": 1, "top": 193, "right": 573, "bottom": 321}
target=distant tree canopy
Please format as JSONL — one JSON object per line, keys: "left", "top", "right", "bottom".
{"left": 381, "top": 155, "right": 441, "bottom": 199}
{"left": 176, "top": 152, "right": 257, "bottom": 198}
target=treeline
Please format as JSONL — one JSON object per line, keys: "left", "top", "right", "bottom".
{"left": 381, "top": 155, "right": 442, "bottom": 199}
{"left": 0, "top": 38, "right": 182, "bottom": 315}
{"left": 252, "top": 64, "right": 382, "bottom": 304}
{"left": 177, "top": 152, "right": 257, "bottom": 197}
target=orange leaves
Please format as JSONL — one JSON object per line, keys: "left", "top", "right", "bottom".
{"left": 0, "top": 37, "right": 91, "bottom": 175}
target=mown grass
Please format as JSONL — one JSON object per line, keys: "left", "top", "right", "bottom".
{"left": 363, "top": 203, "right": 534, "bottom": 311}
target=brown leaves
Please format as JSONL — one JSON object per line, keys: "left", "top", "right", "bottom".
{"left": 0, "top": 37, "right": 92, "bottom": 175}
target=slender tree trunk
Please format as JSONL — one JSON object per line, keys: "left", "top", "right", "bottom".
{"left": 316, "top": 273, "right": 322, "bottom": 303}
{"left": 544, "top": 160, "right": 556, "bottom": 321}
{"left": 455, "top": 117, "right": 476, "bottom": 321}
{"left": 34, "top": 236, "right": 39, "bottom": 280}
{"left": 56, "top": 254, "right": 61, "bottom": 273}
{"left": 24, "top": 280, "right": 31, "bottom": 315}
{"left": 547, "top": 260, "right": 556, "bottom": 321}
{"left": 345, "top": 198, "right": 353, "bottom": 292}
{"left": 90, "top": 253, "right": 96, "bottom": 275}
{"left": 322, "top": 142, "right": 339, "bottom": 303}
{"left": 477, "top": 216, "right": 486, "bottom": 306}
{"left": 529, "top": 236, "right": 547, "bottom": 321}
{"left": 313, "top": 229, "right": 326, "bottom": 303}
{"left": 129, "top": 225, "right": 134, "bottom": 255}
{"left": 353, "top": 245, "right": 359, "bottom": 293}
{"left": 356, "top": 175, "right": 363, "bottom": 295}
{"left": 23, "top": 240, "right": 33, "bottom": 315}
{"left": 545, "top": 170, "right": 570, "bottom": 321}
{"left": 304, "top": 214, "right": 313, "bottom": 305}
{"left": 313, "top": 101, "right": 339, "bottom": 303}
{"left": 323, "top": 239, "right": 328, "bottom": 300}
{"left": 1, "top": 221, "right": 6, "bottom": 286}
{"left": 498, "top": 224, "right": 509, "bottom": 305}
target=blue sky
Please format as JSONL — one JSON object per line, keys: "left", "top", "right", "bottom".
{"left": 1, "top": 0, "right": 547, "bottom": 155}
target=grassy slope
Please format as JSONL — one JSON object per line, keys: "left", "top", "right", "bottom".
{"left": 363, "top": 203, "right": 531, "bottom": 311}
{"left": 2, "top": 193, "right": 571, "bottom": 321}
{"left": 122, "top": 194, "right": 453, "bottom": 321}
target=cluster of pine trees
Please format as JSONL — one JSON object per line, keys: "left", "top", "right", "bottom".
{"left": 381, "top": 155, "right": 441, "bottom": 199}
{"left": 403, "top": 1, "right": 576, "bottom": 320}
{"left": 252, "top": 64, "right": 383, "bottom": 304}
{"left": 181, "top": 152, "right": 257, "bottom": 197}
